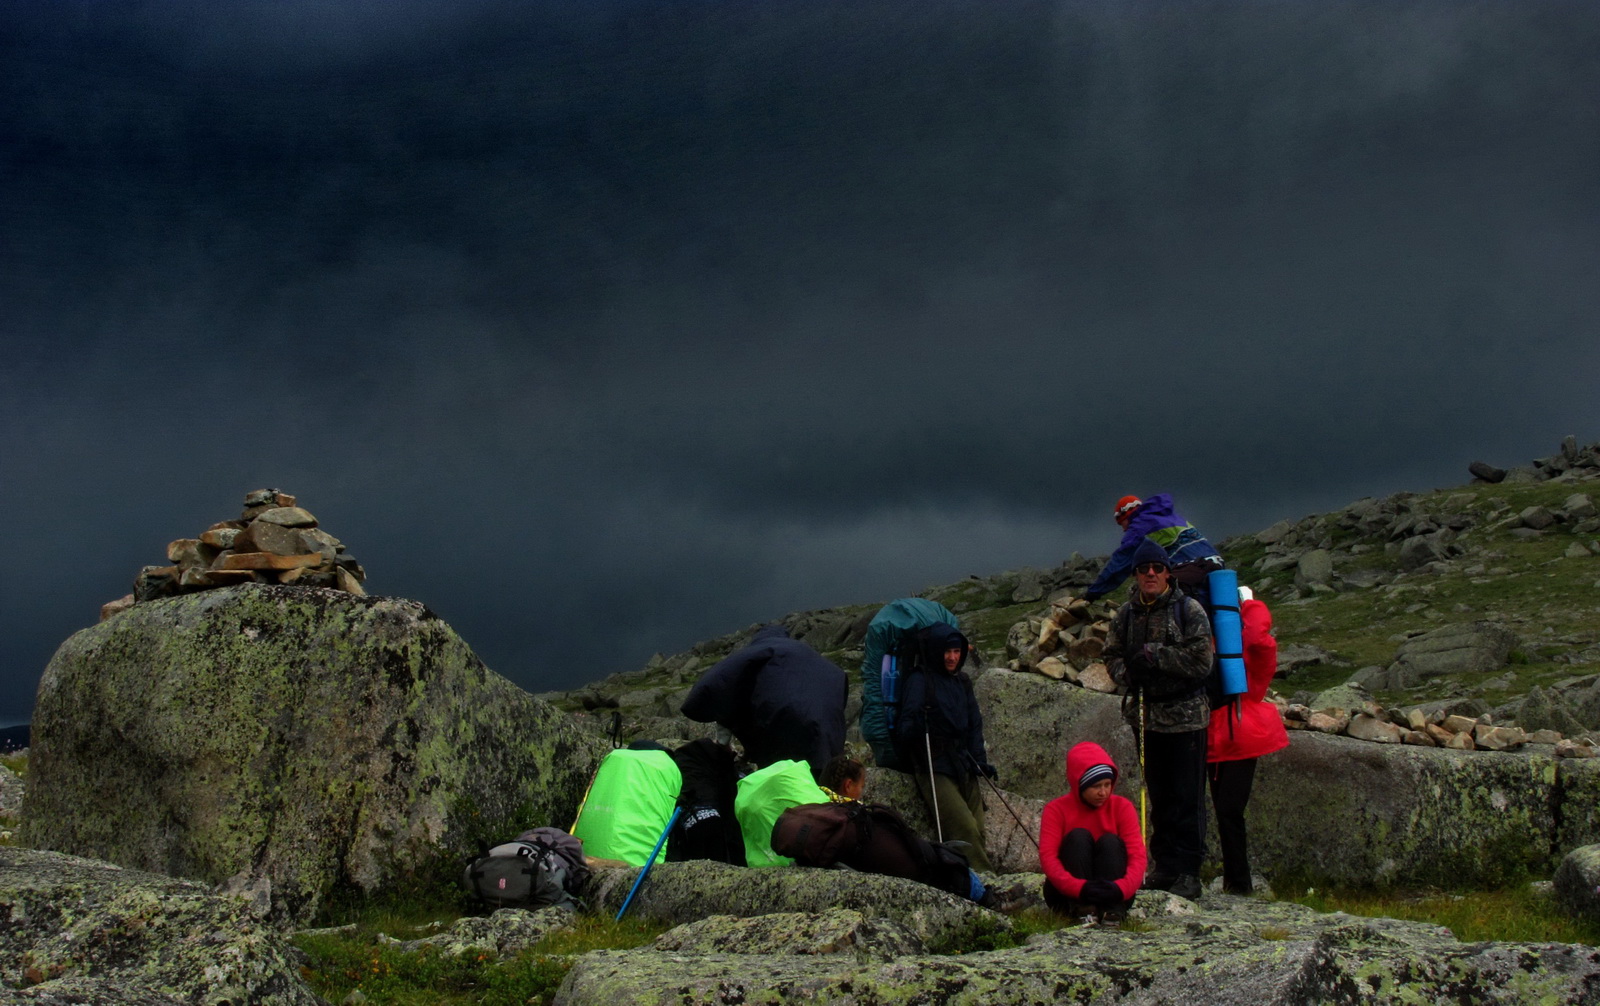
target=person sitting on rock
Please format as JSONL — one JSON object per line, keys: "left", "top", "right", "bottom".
{"left": 680, "top": 624, "right": 848, "bottom": 780}
{"left": 818, "top": 755, "right": 866, "bottom": 803}
{"left": 1039, "top": 741, "right": 1147, "bottom": 924}
{"left": 1104, "top": 537, "right": 1214, "bottom": 902}
{"left": 1206, "top": 587, "right": 1288, "bottom": 896}
{"left": 891, "top": 623, "right": 995, "bottom": 872}
{"left": 1084, "top": 494, "right": 1223, "bottom": 604}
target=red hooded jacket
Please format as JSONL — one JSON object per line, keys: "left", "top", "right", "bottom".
{"left": 1038, "top": 741, "right": 1147, "bottom": 902}
{"left": 1207, "top": 598, "right": 1289, "bottom": 762}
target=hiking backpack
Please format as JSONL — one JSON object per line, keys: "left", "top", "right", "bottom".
{"left": 770, "top": 801, "right": 972, "bottom": 900}
{"left": 859, "top": 598, "right": 960, "bottom": 771}
{"left": 462, "top": 827, "right": 590, "bottom": 911}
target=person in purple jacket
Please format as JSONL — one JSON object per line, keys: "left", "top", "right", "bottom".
{"left": 1082, "top": 494, "right": 1223, "bottom": 603}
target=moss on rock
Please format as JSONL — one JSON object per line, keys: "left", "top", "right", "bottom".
{"left": 582, "top": 860, "right": 1009, "bottom": 954}
{"left": 0, "top": 847, "right": 321, "bottom": 1004}
{"left": 553, "top": 895, "right": 1600, "bottom": 1004}
{"left": 22, "top": 584, "right": 606, "bottom": 924}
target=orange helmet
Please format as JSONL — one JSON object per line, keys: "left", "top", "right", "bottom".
{"left": 1113, "top": 495, "right": 1142, "bottom": 524}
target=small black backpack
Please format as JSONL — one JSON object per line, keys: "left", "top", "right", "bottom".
{"left": 462, "top": 827, "right": 589, "bottom": 911}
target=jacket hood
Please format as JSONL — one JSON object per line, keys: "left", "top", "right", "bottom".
{"left": 1135, "top": 493, "right": 1177, "bottom": 521}
{"left": 918, "top": 622, "right": 969, "bottom": 672}
{"left": 1064, "top": 741, "right": 1119, "bottom": 795}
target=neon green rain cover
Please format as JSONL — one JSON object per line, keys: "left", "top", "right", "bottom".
{"left": 571, "top": 749, "right": 681, "bottom": 866}
{"left": 734, "top": 759, "right": 829, "bottom": 868}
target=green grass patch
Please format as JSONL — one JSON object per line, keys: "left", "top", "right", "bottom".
{"left": 1, "top": 752, "right": 26, "bottom": 777}
{"left": 295, "top": 913, "right": 669, "bottom": 1006}
{"left": 1278, "top": 883, "right": 1600, "bottom": 945}
{"left": 960, "top": 600, "right": 1051, "bottom": 656}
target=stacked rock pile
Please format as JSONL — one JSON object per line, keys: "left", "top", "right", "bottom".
{"left": 100, "top": 489, "right": 366, "bottom": 620}
{"left": 1279, "top": 691, "right": 1597, "bottom": 758}
{"left": 1004, "top": 594, "right": 1119, "bottom": 692}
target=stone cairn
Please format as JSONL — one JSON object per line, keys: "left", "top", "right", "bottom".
{"left": 100, "top": 489, "right": 366, "bottom": 621}
{"left": 1005, "top": 594, "right": 1119, "bottom": 692}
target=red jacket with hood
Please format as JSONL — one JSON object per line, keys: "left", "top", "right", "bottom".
{"left": 1207, "top": 598, "right": 1289, "bottom": 762}
{"left": 1038, "top": 741, "right": 1147, "bottom": 902}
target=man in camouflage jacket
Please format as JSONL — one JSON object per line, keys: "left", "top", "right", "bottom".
{"left": 1103, "top": 537, "right": 1214, "bottom": 901}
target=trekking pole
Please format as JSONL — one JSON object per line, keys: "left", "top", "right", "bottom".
{"left": 924, "top": 731, "right": 944, "bottom": 844}
{"left": 964, "top": 752, "right": 1039, "bottom": 852}
{"left": 615, "top": 806, "right": 681, "bottom": 922}
{"left": 1137, "top": 689, "right": 1149, "bottom": 851}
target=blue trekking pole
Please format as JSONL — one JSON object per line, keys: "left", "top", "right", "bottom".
{"left": 615, "top": 806, "right": 681, "bottom": 922}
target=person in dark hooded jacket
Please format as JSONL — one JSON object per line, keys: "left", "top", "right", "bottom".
{"left": 680, "top": 624, "right": 847, "bottom": 780}
{"left": 892, "top": 623, "right": 995, "bottom": 871}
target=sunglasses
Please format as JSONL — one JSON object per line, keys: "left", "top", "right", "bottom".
{"left": 1135, "top": 562, "right": 1168, "bottom": 575}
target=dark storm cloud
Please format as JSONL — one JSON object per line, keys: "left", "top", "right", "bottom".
{"left": 4, "top": 1, "right": 1598, "bottom": 718}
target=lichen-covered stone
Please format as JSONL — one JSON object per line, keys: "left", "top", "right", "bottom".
{"left": 1246, "top": 733, "right": 1574, "bottom": 887}
{"left": 583, "top": 860, "right": 1009, "bottom": 953}
{"left": 0, "top": 847, "right": 321, "bottom": 1005}
{"left": 552, "top": 895, "right": 1600, "bottom": 1005}
{"left": 970, "top": 668, "right": 1134, "bottom": 800}
{"left": 23, "top": 584, "right": 606, "bottom": 924}
{"left": 650, "top": 909, "right": 923, "bottom": 961}
{"left": 390, "top": 906, "right": 576, "bottom": 957}
{"left": 0, "top": 763, "right": 23, "bottom": 823}
{"left": 1553, "top": 844, "right": 1600, "bottom": 924}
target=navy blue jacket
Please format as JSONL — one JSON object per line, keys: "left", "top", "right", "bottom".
{"left": 680, "top": 625, "right": 847, "bottom": 780}
{"left": 891, "top": 623, "right": 988, "bottom": 780}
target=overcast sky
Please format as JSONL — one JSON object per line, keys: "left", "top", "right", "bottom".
{"left": 3, "top": 0, "right": 1597, "bottom": 723}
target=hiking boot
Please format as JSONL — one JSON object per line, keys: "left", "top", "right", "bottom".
{"left": 1097, "top": 906, "right": 1128, "bottom": 927}
{"left": 1142, "top": 870, "right": 1177, "bottom": 892}
{"left": 1168, "top": 874, "right": 1202, "bottom": 901}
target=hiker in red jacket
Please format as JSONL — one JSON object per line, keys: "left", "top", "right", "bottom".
{"left": 1038, "top": 741, "right": 1148, "bottom": 924}
{"left": 1207, "top": 591, "right": 1289, "bottom": 895}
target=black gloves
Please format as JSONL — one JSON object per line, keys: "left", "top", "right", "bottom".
{"left": 1083, "top": 590, "right": 1103, "bottom": 602}
{"left": 1080, "top": 879, "right": 1122, "bottom": 906}
{"left": 979, "top": 762, "right": 999, "bottom": 780}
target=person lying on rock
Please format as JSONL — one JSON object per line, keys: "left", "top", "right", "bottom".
{"left": 818, "top": 755, "right": 866, "bottom": 802}
{"left": 1083, "top": 493, "right": 1223, "bottom": 605}
{"left": 1039, "top": 741, "right": 1147, "bottom": 924}
{"left": 1104, "top": 537, "right": 1214, "bottom": 902}
{"left": 891, "top": 623, "right": 995, "bottom": 872}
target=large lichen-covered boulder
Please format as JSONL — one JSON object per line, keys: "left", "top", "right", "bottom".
{"left": 552, "top": 895, "right": 1600, "bottom": 1004}
{"left": 1245, "top": 732, "right": 1586, "bottom": 886}
{"left": 0, "top": 847, "right": 321, "bottom": 1005}
{"left": 1553, "top": 844, "right": 1600, "bottom": 924}
{"left": 970, "top": 668, "right": 1134, "bottom": 800}
{"left": 583, "top": 860, "right": 1008, "bottom": 953}
{"left": 23, "top": 584, "right": 605, "bottom": 924}
{"left": 650, "top": 910, "right": 923, "bottom": 962}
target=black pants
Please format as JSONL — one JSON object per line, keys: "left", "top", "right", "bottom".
{"left": 1208, "top": 758, "right": 1257, "bottom": 894}
{"left": 1144, "top": 728, "right": 1208, "bottom": 878}
{"left": 1042, "top": 829, "right": 1131, "bottom": 915}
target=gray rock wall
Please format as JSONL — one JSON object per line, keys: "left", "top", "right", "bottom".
{"left": 1246, "top": 732, "right": 1595, "bottom": 886}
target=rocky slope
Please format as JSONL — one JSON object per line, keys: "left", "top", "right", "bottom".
{"left": 547, "top": 436, "right": 1600, "bottom": 753}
